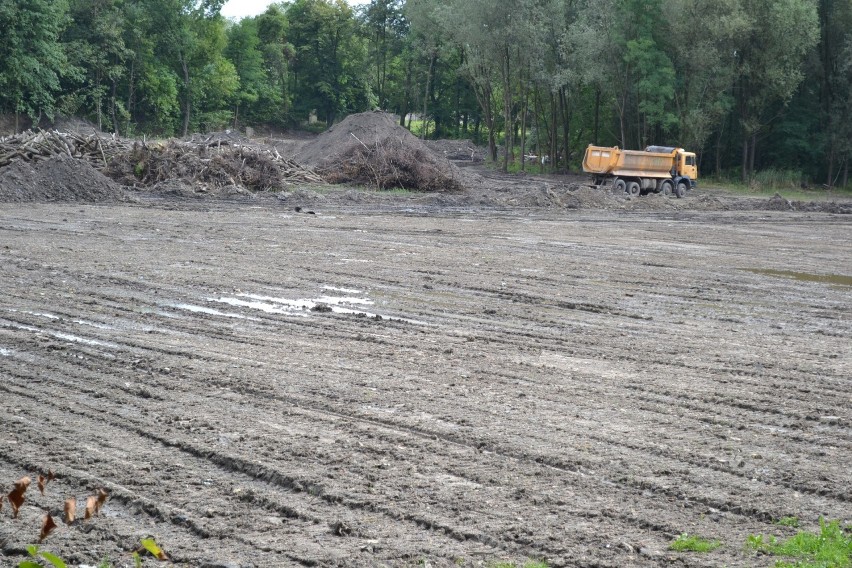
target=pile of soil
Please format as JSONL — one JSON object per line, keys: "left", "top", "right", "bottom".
{"left": 296, "top": 112, "right": 465, "bottom": 192}
{"left": 425, "top": 139, "right": 486, "bottom": 163}
{"left": 0, "top": 154, "right": 129, "bottom": 203}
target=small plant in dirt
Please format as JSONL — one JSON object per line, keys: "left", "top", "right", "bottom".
{"left": 669, "top": 533, "right": 722, "bottom": 553}
{"left": 776, "top": 516, "right": 801, "bottom": 528}
{"left": 18, "top": 545, "right": 67, "bottom": 568}
{"left": 489, "top": 561, "right": 549, "bottom": 568}
{"left": 747, "top": 518, "right": 851, "bottom": 567}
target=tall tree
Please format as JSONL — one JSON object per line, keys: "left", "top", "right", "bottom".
{"left": 734, "top": 0, "right": 819, "bottom": 180}
{"left": 287, "top": 0, "right": 371, "bottom": 125}
{"left": 255, "top": 5, "right": 295, "bottom": 121}
{"left": 225, "top": 18, "right": 269, "bottom": 127}
{"left": 63, "top": 0, "right": 130, "bottom": 132}
{"left": 0, "top": 0, "right": 71, "bottom": 130}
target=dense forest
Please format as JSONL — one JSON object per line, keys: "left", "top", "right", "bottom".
{"left": 0, "top": 0, "right": 849, "bottom": 186}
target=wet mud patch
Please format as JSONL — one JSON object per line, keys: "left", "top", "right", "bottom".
{"left": 0, "top": 203, "right": 849, "bottom": 567}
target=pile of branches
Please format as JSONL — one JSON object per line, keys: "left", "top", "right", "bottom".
{"left": 0, "top": 129, "right": 324, "bottom": 192}
{"left": 0, "top": 129, "right": 123, "bottom": 169}
{"left": 322, "top": 135, "right": 464, "bottom": 192}
{"left": 107, "top": 139, "right": 324, "bottom": 192}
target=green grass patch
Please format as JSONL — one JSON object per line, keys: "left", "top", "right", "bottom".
{"left": 703, "top": 175, "right": 852, "bottom": 201}
{"left": 777, "top": 517, "right": 801, "bottom": 528}
{"left": 490, "top": 561, "right": 549, "bottom": 568}
{"left": 747, "top": 518, "right": 852, "bottom": 568}
{"left": 669, "top": 533, "right": 722, "bottom": 553}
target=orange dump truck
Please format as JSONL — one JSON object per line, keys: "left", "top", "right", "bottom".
{"left": 582, "top": 145, "right": 698, "bottom": 198}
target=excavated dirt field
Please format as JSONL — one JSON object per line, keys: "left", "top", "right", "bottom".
{"left": 0, "top": 194, "right": 850, "bottom": 567}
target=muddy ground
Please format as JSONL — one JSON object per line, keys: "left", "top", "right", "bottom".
{"left": 0, "top": 191, "right": 850, "bottom": 567}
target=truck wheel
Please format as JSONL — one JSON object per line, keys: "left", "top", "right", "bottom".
{"left": 614, "top": 178, "right": 626, "bottom": 194}
{"left": 675, "top": 181, "right": 687, "bottom": 198}
{"left": 659, "top": 180, "right": 673, "bottom": 196}
{"left": 627, "top": 181, "right": 641, "bottom": 197}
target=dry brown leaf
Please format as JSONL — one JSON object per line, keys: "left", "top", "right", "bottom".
{"left": 8, "top": 476, "right": 30, "bottom": 518}
{"left": 96, "top": 488, "right": 109, "bottom": 512}
{"left": 64, "top": 497, "right": 76, "bottom": 525}
{"left": 39, "top": 513, "right": 57, "bottom": 543}
{"left": 37, "top": 475, "right": 46, "bottom": 495}
{"left": 14, "top": 476, "right": 31, "bottom": 491}
{"left": 84, "top": 495, "right": 97, "bottom": 520}
{"left": 47, "top": 469, "right": 56, "bottom": 482}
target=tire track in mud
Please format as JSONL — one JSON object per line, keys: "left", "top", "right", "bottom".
{"left": 0, "top": 352, "right": 647, "bottom": 566}
{"left": 2, "top": 205, "right": 850, "bottom": 567}
{"left": 0, "top": 329, "right": 727, "bottom": 563}
{"left": 5, "top": 278, "right": 844, "bottom": 516}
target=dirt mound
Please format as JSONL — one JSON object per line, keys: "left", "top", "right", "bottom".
{"left": 0, "top": 154, "right": 129, "bottom": 202}
{"left": 425, "top": 139, "right": 486, "bottom": 162}
{"left": 296, "top": 112, "right": 465, "bottom": 192}
{"left": 52, "top": 116, "right": 101, "bottom": 135}
{"left": 186, "top": 130, "right": 251, "bottom": 145}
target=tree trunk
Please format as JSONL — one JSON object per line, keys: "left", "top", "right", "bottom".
{"left": 550, "top": 94, "right": 557, "bottom": 173}
{"left": 181, "top": 55, "right": 191, "bottom": 137}
{"left": 827, "top": 148, "right": 835, "bottom": 188}
{"left": 520, "top": 67, "right": 529, "bottom": 173}
{"left": 422, "top": 50, "right": 436, "bottom": 140}
{"left": 748, "top": 133, "right": 757, "bottom": 177}
{"left": 14, "top": 111, "right": 19, "bottom": 134}
{"left": 400, "top": 57, "right": 412, "bottom": 127}
{"left": 111, "top": 80, "right": 118, "bottom": 135}
{"left": 741, "top": 136, "right": 749, "bottom": 182}
{"left": 499, "top": 45, "right": 513, "bottom": 172}
{"left": 127, "top": 59, "right": 136, "bottom": 130}
{"left": 714, "top": 122, "right": 724, "bottom": 177}
{"left": 593, "top": 88, "right": 601, "bottom": 145}
{"left": 843, "top": 158, "right": 849, "bottom": 188}
{"left": 560, "top": 87, "right": 570, "bottom": 171}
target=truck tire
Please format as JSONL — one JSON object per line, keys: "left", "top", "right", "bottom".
{"left": 659, "top": 180, "right": 673, "bottom": 196}
{"left": 675, "top": 181, "right": 687, "bottom": 198}
{"left": 627, "top": 181, "right": 641, "bottom": 197}
{"left": 614, "top": 178, "right": 626, "bottom": 194}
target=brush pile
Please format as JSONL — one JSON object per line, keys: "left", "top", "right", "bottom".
{"left": 0, "top": 129, "right": 324, "bottom": 194}
{"left": 297, "top": 112, "right": 465, "bottom": 192}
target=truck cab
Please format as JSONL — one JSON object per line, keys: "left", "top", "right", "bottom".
{"left": 680, "top": 151, "right": 698, "bottom": 187}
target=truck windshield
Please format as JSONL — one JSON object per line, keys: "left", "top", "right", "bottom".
{"left": 685, "top": 155, "right": 696, "bottom": 166}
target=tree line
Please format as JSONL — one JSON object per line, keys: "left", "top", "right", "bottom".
{"left": 0, "top": 0, "right": 849, "bottom": 186}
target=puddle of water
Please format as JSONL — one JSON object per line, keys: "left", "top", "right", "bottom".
{"left": 73, "top": 319, "right": 114, "bottom": 330}
{"left": 27, "top": 311, "right": 59, "bottom": 319}
{"left": 210, "top": 296, "right": 308, "bottom": 317}
{"left": 323, "top": 285, "right": 363, "bottom": 294}
{"left": 51, "top": 332, "right": 120, "bottom": 349}
{"left": 208, "top": 291, "right": 426, "bottom": 325}
{"left": 170, "top": 303, "right": 253, "bottom": 320}
{"left": 744, "top": 268, "right": 852, "bottom": 287}
{"left": 238, "top": 293, "right": 374, "bottom": 310}
{"left": 3, "top": 319, "right": 120, "bottom": 349}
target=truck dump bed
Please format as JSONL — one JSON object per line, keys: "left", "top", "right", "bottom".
{"left": 583, "top": 145, "right": 677, "bottom": 178}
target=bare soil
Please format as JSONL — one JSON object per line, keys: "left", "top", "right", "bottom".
{"left": 0, "top": 191, "right": 850, "bottom": 567}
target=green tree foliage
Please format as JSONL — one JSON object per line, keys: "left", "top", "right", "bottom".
{"left": 734, "top": 0, "right": 820, "bottom": 180}
{"left": 63, "top": 0, "right": 130, "bottom": 132}
{"left": 0, "top": 0, "right": 71, "bottom": 129}
{"left": 287, "top": 0, "right": 372, "bottom": 124}
{"left": 255, "top": 5, "right": 294, "bottom": 122}
{"left": 226, "top": 18, "right": 269, "bottom": 126}
{"left": 0, "top": 0, "right": 844, "bottom": 186}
